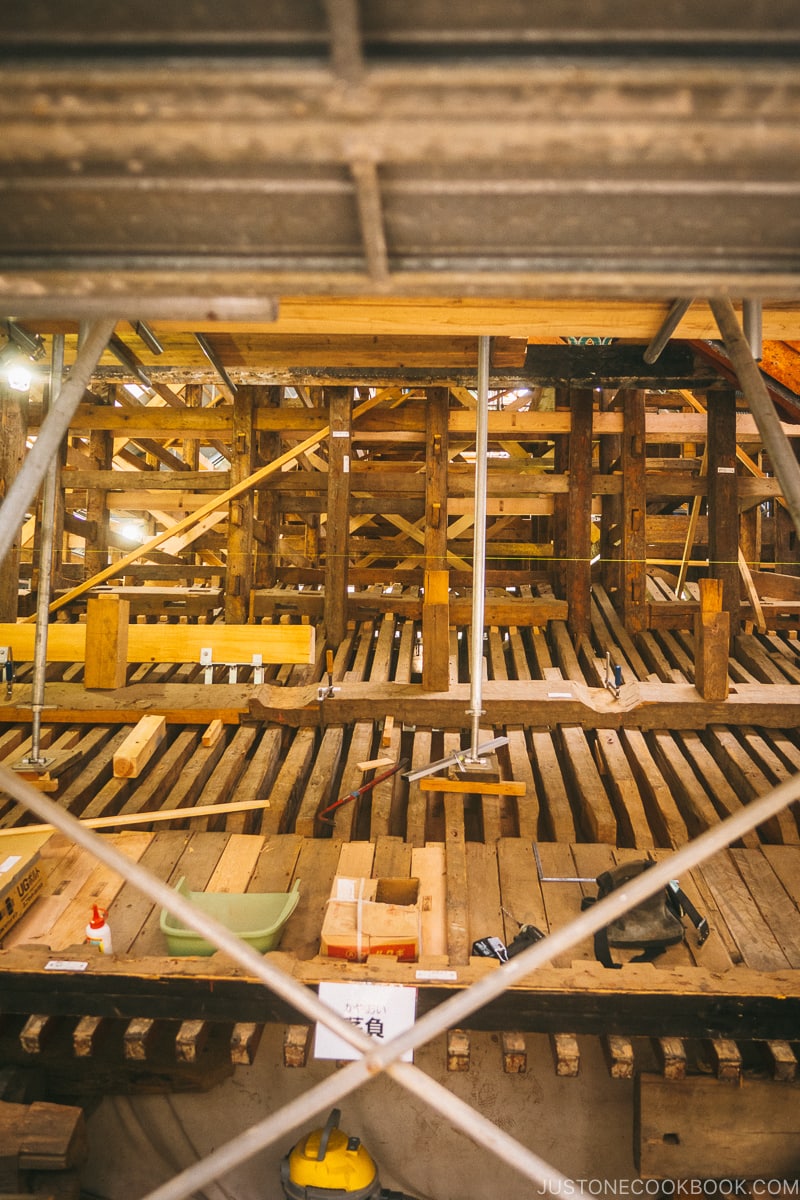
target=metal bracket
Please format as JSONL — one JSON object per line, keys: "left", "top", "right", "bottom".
{"left": 227, "top": 663, "right": 238, "bottom": 685}
{"left": 252, "top": 653, "right": 264, "bottom": 686}
{"left": 200, "top": 647, "right": 214, "bottom": 685}
{"left": 403, "top": 735, "right": 508, "bottom": 783}
{"left": 532, "top": 843, "right": 594, "bottom": 884}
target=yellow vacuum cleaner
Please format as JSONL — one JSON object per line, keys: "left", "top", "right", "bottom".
{"left": 281, "top": 1109, "right": 418, "bottom": 1200}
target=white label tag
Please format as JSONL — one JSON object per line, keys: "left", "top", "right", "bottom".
{"left": 0, "top": 855, "right": 22, "bottom": 876}
{"left": 716, "top": 466, "right": 736, "bottom": 473}
{"left": 415, "top": 969, "right": 458, "bottom": 981}
{"left": 314, "top": 981, "right": 417, "bottom": 1062}
{"left": 45, "top": 960, "right": 89, "bottom": 972}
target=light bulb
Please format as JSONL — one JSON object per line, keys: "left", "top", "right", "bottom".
{"left": 7, "top": 365, "right": 31, "bottom": 392}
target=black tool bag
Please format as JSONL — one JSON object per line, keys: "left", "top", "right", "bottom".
{"left": 581, "top": 859, "right": 709, "bottom": 969}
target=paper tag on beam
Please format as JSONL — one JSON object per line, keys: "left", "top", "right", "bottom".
{"left": 314, "top": 981, "right": 417, "bottom": 1062}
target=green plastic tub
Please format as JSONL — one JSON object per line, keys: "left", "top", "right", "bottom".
{"left": 160, "top": 877, "right": 301, "bottom": 956}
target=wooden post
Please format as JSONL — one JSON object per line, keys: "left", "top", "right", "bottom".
{"left": 113, "top": 714, "right": 167, "bottom": 778}
{"left": 84, "top": 428, "right": 112, "bottom": 581}
{"left": 551, "top": 386, "right": 570, "bottom": 600}
{"left": 707, "top": 386, "right": 740, "bottom": 640}
{"left": 0, "top": 379, "right": 28, "bottom": 622}
{"left": 225, "top": 385, "right": 256, "bottom": 623}
{"left": 255, "top": 385, "right": 281, "bottom": 588}
{"left": 566, "top": 387, "right": 594, "bottom": 637}
{"left": 694, "top": 577, "right": 730, "bottom": 700}
{"left": 422, "top": 387, "right": 450, "bottom": 690}
{"left": 600, "top": 388, "right": 623, "bottom": 601}
{"left": 324, "top": 387, "right": 352, "bottom": 646}
{"left": 84, "top": 594, "right": 130, "bottom": 689}
{"left": 620, "top": 388, "right": 647, "bottom": 632}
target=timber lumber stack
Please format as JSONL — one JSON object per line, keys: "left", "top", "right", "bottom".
{"left": 0, "top": 1098, "right": 87, "bottom": 1198}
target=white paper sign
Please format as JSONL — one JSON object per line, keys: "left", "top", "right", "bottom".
{"left": 314, "top": 981, "right": 417, "bottom": 1062}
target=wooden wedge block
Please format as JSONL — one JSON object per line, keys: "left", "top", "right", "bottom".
{"left": 501, "top": 1032, "right": 527, "bottom": 1074}
{"left": 231, "top": 1023, "right": 264, "bottom": 1066}
{"left": 201, "top": 719, "right": 224, "bottom": 748}
{"left": 447, "top": 1029, "right": 470, "bottom": 1072}
{"left": 113, "top": 715, "right": 166, "bottom": 779}
{"left": 283, "top": 1025, "right": 311, "bottom": 1069}
{"left": 550, "top": 1033, "right": 580, "bottom": 1077}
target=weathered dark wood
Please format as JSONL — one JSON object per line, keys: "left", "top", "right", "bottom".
{"left": 566, "top": 387, "right": 593, "bottom": 636}
{"left": 225, "top": 385, "right": 256, "bottom": 623}
{"left": 620, "top": 389, "right": 647, "bottom": 633}
{"left": 422, "top": 386, "right": 450, "bottom": 690}
{"left": 707, "top": 387, "right": 740, "bottom": 639}
{"left": 323, "top": 387, "right": 352, "bottom": 646}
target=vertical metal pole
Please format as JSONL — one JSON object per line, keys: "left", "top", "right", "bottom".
{"left": 742, "top": 298, "right": 763, "bottom": 361}
{"left": 468, "top": 335, "right": 490, "bottom": 760}
{"left": 25, "top": 334, "right": 64, "bottom": 767}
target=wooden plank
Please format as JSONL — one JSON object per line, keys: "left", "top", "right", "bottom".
{"left": 760, "top": 844, "right": 800, "bottom": 908}
{"left": 112, "top": 715, "right": 167, "bottom": 779}
{"left": 635, "top": 1074, "right": 800, "bottom": 1179}
{"left": 83, "top": 595, "right": 129, "bottom": 689}
{"left": 465, "top": 841, "right": 502, "bottom": 951}
{"left": 372, "top": 836, "right": 412, "bottom": 878}
{"left": 189, "top": 724, "right": 259, "bottom": 832}
{"left": 730, "top": 848, "right": 800, "bottom": 967}
{"left": 159, "top": 733, "right": 228, "bottom": 816}
{"left": 697, "top": 850, "right": 792, "bottom": 971}
{"left": 619, "top": 729, "right": 688, "bottom": 849}
{"left": 45, "top": 831, "right": 153, "bottom": 952}
{"left": 529, "top": 730, "right": 576, "bottom": 842}
{"left": 412, "top": 843, "right": 447, "bottom": 960}
{"left": 556, "top": 726, "right": 616, "bottom": 843}
{"left": 496, "top": 838, "right": 548, "bottom": 948}
{"left": 332, "top": 720, "right": 374, "bottom": 839}
{"left": 201, "top": 719, "right": 224, "bottom": 749}
{"left": 116, "top": 729, "right": 199, "bottom": 818}
{"left": 702, "top": 726, "right": 797, "bottom": 844}
{"left": 593, "top": 729, "right": 654, "bottom": 849}
{"left": 335, "top": 841, "right": 375, "bottom": 880}
{"left": 294, "top": 726, "right": 344, "bottom": 837}
{"left": 504, "top": 727, "right": 538, "bottom": 842}
{"left": 0, "top": 621, "right": 315, "bottom": 666}
{"left": 247, "top": 834, "right": 303, "bottom": 895}
{"left": 128, "top": 832, "right": 231, "bottom": 958}
{"left": 675, "top": 730, "right": 762, "bottom": 848}
{"left": 535, "top": 843, "right": 594, "bottom": 965}
{"left": 444, "top": 794, "right": 470, "bottom": 966}
{"left": 280, "top": 837, "right": 342, "bottom": 960}
{"left": 369, "top": 721, "right": 403, "bottom": 839}
{"left": 650, "top": 730, "right": 721, "bottom": 839}
{"left": 419, "top": 777, "right": 525, "bottom": 797}
{"left": 405, "top": 728, "right": 432, "bottom": 847}
{"left": 261, "top": 728, "right": 315, "bottom": 836}
{"left": 205, "top": 834, "right": 264, "bottom": 893}
{"left": 650, "top": 849, "right": 735, "bottom": 972}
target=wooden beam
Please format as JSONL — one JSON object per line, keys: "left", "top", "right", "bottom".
{"left": 0, "top": 621, "right": 315, "bottom": 666}
{"left": 113, "top": 715, "right": 167, "bottom": 779}
{"left": 566, "top": 387, "right": 593, "bottom": 636}
{"left": 707, "top": 387, "right": 740, "bottom": 640}
{"left": 83, "top": 594, "right": 130, "bottom": 689}
{"left": 323, "top": 387, "right": 351, "bottom": 646}
{"left": 422, "top": 387, "right": 450, "bottom": 690}
{"left": 225, "top": 384, "right": 256, "bottom": 623}
{"left": 620, "top": 389, "right": 647, "bottom": 633}
{"left": 40, "top": 388, "right": 392, "bottom": 619}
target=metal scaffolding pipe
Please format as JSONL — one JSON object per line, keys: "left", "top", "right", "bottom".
{"left": 0, "top": 318, "right": 116, "bottom": 568}
{"left": 710, "top": 297, "right": 800, "bottom": 540}
{"left": 468, "top": 334, "right": 490, "bottom": 760}
{"left": 643, "top": 297, "right": 693, "bottom": 364}
{"left": 742, "top": 297, "right": 763, "bottom": 360}
{"left": 26, "top": 334, "right": 64, "bottom": 766}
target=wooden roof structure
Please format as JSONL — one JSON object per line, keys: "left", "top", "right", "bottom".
{"left": 1, "top": 5, "right": 800, "bottom": 1178}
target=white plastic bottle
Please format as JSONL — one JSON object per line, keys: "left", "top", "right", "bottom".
{"left": 85, "top": 904, "right": 113, "bottom": 954}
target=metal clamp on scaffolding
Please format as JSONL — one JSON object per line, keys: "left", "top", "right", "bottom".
{"left": 199, "top": 648, "right": 266, "bottom": 685}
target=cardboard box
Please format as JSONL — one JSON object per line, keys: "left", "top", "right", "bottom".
{"left": 321, "top": 876, "right": 421, "bottom": 962}
{"left": 0, "top": 832, "right": 50, "bottom": 941}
